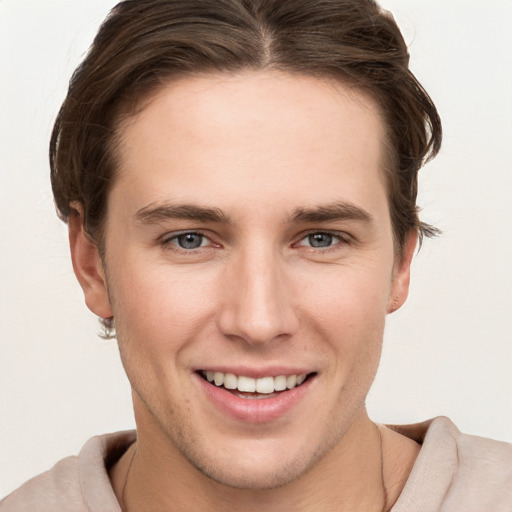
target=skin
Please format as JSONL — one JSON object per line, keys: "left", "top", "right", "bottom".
{"left": 69, "top": 71, "right": 419, "bottom": 511}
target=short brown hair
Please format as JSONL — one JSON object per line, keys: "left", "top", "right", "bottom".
{"left": 50, "top": 0, "right": 441, "bottom": 255}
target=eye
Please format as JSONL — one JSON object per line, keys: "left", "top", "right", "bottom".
{"left": 296, "top": 231, "right": 346, "bottom": 249}
{"left": 164, "top": 232, "right": 210, "bottom": 250}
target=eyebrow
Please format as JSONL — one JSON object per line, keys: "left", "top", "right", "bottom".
{"left": 289, "top": 201, "right": 374, "bottom": 225}
{"left": 134, "top": 200, "right": 373, "bottom": 226}
{"left": 135, "top": 203, "right": 231, "bottom": 224}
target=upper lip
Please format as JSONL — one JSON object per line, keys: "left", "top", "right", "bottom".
{"left": 195, "top": 366, "right": 315, "bottom": 379}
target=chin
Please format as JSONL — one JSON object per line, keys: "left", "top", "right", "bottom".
{"left": 173, "top": 429, "right": 340, "bottom": 492}
{"left": 192, "top": 455, "right": 310, "bottom": 490}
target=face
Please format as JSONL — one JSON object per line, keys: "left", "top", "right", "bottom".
{"left": 72, "top": 71, "right": 414, "bottom": 489}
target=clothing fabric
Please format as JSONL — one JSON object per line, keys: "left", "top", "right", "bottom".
{"left": 1, "top": 417, "right": 511, "bottom": 511}
{"left": 389, "top": 418, "right": 512, "bottom": 511}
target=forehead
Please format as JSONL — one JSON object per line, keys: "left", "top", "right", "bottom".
{"left": 112, "top": 71, "right": 389, "bottom": 225}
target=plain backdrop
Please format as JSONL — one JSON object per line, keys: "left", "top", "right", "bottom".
{"left": 1, "top": 0, "right": 511, "bottom": 498}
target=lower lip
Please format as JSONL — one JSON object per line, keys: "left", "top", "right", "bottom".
{"left": 194, "top": 373, "right": 314, "bottom": 423}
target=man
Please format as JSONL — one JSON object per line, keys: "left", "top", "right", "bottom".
{"left": 1, "top": 0, "right": 511, "bottom": 511}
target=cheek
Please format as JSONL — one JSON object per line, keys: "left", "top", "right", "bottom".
{"left": 297, "top": 265, "right": 391, "bottom": 369}
{"left": 107, "top": 258, "right": 218, "bottom": 354}
{"left": 108, "top": 263, "right": 220, "bottom": 412}
{"left": 298, "top": 262, "right": 392, "bottom": 324}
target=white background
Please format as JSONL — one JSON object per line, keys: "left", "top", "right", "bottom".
{"left": 1, "top": 0, "right": 511, "bottom": 498}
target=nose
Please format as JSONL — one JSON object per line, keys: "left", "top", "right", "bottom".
{"left": 216, "top": 247, "right": 298, "bottom": 347}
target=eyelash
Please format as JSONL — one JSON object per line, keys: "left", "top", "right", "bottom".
{"left": 160, "top": 229, "right": 351, "bottom": 254}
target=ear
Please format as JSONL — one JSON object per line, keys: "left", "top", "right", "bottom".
{"left": 386, "top": 230, "right": 417, "bottom": 314}
{"left": 68, "top": 205, "right": 113, "bottom": 319}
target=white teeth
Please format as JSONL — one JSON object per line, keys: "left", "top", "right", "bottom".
{"left": 203, "top": 371, "right": 309, "bottom": 394}
{"left": 256, "top": 377, "right": 274, "bottom": 394}
{"left": 274, "top": 375, "right": 287, "bottom": 391}
{"left": 223, "top": 373, "right": 237, "bottom": 390}
{"left": 238, "top": 375, "right": 256, "bottom": 392}
{"left": 214, "top": 372, "right": 224, "bottom": 386}
{"left": 286, "top": 375, "right": 297, "bottom": 389}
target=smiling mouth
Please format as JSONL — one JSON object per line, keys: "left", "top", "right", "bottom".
{"left": 199, "top": 370, "right": 315, "bottom": 399}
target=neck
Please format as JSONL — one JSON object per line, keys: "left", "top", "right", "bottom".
{"left": 111, "top": 408, "right": 419, "bottom": 512}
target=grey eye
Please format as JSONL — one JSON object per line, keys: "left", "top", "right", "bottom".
{"left": 176, "top": 233, "right": 204, "bottom": 249}
{"left": 307, "top": 233, "right": 334, "bottom": 247}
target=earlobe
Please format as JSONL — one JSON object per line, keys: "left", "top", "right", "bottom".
{"left": 386, "top": 231, "right": 417, "bottom": 314}
{"left": 68, "top": 205, "right": 113, "bottom": 319}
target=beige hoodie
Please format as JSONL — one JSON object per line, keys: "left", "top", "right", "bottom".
{"left": 1, "top": 417, "right": 511, "bottom": 511}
